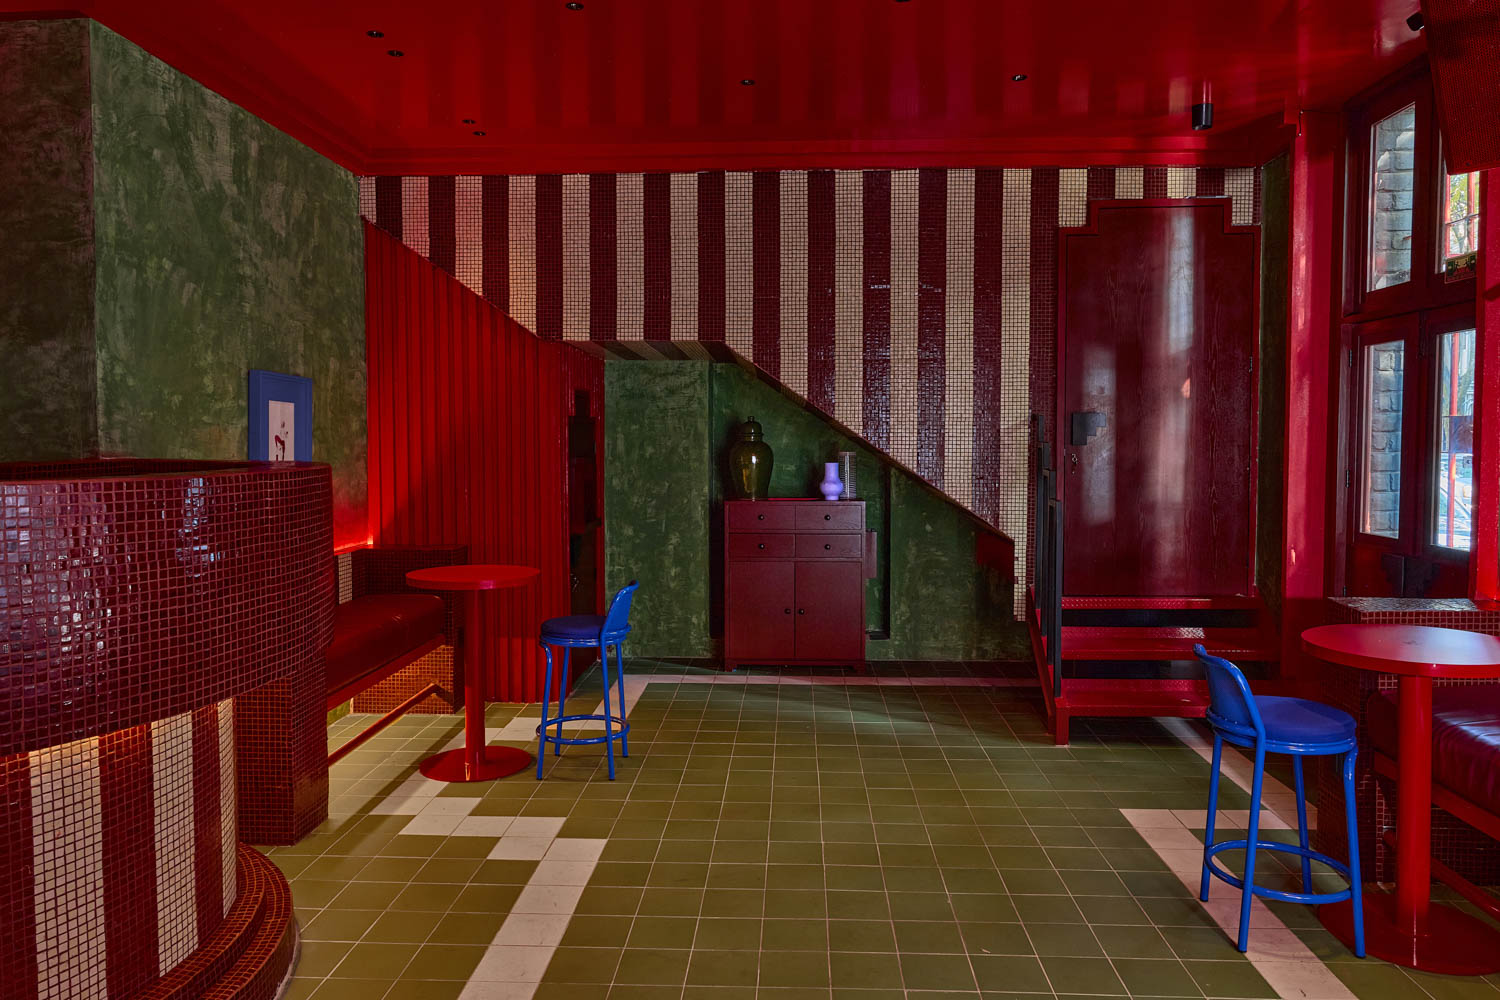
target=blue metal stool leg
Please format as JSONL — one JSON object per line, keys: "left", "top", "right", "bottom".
{"left": 1344, "top": 747, "right": 1366, "bottom": 958}
{"left": 615, "top": 642, "right": 629, "bottom": 757}
{"left": 555, "top": 647, "right": 571, "bottom": 756}
{"left": 538, "top": 645, "right": 554, "bottom": 779}
{"left": 1293, "top": 756, "right": 1313, "bottom": 893}
{"left": 600, "top": 642, "right": 616, "bottom": 780}
{"left": 1202, "top": 734, "right": 1223, "bottom": 902}
{"left": 1237, "top": 747, "right": 1267, "bottom": 952}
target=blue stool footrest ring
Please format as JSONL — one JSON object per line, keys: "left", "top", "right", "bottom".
{"left": 537, "top": 714, "right": 631, "bottom": 747}
{"left": 1204, "top": 839, "right": 1355, "bottom": 905}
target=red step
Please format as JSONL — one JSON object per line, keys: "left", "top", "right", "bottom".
{"left": 1062, "top": 595, "right": 1263, "bottom": 611}
{"left": 1061, "top": 625, "right": 1276, "bottom": 661}
{"left": 1057, "top": 677, "right": 1210, "bottom": 717}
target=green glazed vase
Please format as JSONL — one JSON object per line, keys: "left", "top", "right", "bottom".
{"left": 727, "top": 416, "right": 774, "bottom": 499}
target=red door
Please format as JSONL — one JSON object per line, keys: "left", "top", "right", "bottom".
{"left": 794, "top": 561, "right": 864, "bottom": 661}
{"left": 726, "top": 560, "right": 795, "bottom": 661}
{"left": 1059, "top": 202, "right": 1259, "bottom": 596}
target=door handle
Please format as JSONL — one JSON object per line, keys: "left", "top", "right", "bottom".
{"left": 1068, "top": 411, "right": 1107, "bottom": 446}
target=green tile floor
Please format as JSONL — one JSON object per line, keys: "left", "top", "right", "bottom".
{"left": 264, "top": 663, "right": 1500, "bottom": 1000}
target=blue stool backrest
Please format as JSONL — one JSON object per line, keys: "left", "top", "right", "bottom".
{"left": 601, "top": 580, "right": 640, "bottom": 638}
{"left": 1193, "top": 644, "right": 1265, "bottom": 742}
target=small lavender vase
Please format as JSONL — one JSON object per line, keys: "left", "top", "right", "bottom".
{"left": 819, "top": 462, "right": 843, "bottom": 501}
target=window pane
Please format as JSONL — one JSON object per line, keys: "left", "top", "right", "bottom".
{"left": 1369, "top": 104, "right": 1417, "bottom": 291}
{"left": 1432, "top": 328, "right": 1476, "bottom": 550}
{"left": 1361, "top": 340, "right": 1404, "bottom": 538}
{"left": 1441, "top": 170, "right": 1481, "bottom": 273}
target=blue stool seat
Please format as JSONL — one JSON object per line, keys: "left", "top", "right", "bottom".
{"left": 1194, "top": 645, "right": 1365, "bottom": 958}
{"left": 540, "top": 614, "right": 629, "bottom": 644}
{"left": 536, "top": 581, "right": 638, "bottom": 780}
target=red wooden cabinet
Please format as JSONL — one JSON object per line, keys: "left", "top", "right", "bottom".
{"left": 724, "top": 500, "right": 866, "bottom": 670}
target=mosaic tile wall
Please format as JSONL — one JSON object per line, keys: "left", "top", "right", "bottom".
{"left": 0, "top": 700, "right": 236, "bottom": 1000}
{"left": 361, "top": 166, "right": 1262, "bottom": 612}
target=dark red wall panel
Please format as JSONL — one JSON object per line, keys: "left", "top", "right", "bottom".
{"left": 364, "top": 222, "right": 603, "bottom": 701}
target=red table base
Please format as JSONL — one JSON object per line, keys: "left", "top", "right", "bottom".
{"left": 1321, "top": 891, "right": 1500, "bottom": 975}
{"left": 419, "top": 745, "right": 534, "bottom": 782}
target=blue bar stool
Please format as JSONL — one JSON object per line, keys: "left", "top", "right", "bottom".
{"left": 1193, "top": 644, "right": 1365, "bottom": 956}
{"left": 536, "top": 581, "right": 638, "bottom": 780}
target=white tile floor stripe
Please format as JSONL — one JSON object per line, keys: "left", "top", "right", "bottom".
{"left": 343, "top": 672, "right": 1362, "bottom": 1000}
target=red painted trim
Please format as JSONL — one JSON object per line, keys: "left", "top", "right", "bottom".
{"left": 916, "top": 167, "right": 947, "bottom": 487}
{"left": 1473, "top": 170, "right": 1500, "bottom": 603}
{"left": 98, "top": 727, "right": 156, "bottom": 998}
{"left": 861, "top": 170, "right": 892, "bottom": 449}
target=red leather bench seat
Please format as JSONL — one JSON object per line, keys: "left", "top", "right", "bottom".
{"left": 326, "top": 594, "right": 445, "bottom": 705}
{"left": 1367, "top": 685, "right": 1500, "bottom": 817}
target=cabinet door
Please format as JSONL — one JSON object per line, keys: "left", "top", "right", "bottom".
{"left": 793, "top": 561, "right": 864, "bottom": 661}
{"left": 726, "top": 560, "right": 795, "bottom": 661}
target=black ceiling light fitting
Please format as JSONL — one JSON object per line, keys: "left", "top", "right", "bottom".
{"left": 366, "top": 29, "right": 384, "bottom": 38}
{"left": 473, "top": 130, "right": 486, "bottom": 136}
{"left": 740, "top": 78, "right": 755, "bottom": 86}
{"left": 566, "top": 1, "right": 584, "bottom": 9}
{"left": 1406, "top": 11, "right": 1424, "bottom": 30}
{"left": 387, "top": 49, "right": 404, "bottom": 57}
{"left": 1191, "top": 101, "right": 1214, "bottom": 130}
{"left": 1011, "top": 73, "right": 1027, "bottom": 82}
{"left": 462, "top": 118, "right": 477, "bottom": 124}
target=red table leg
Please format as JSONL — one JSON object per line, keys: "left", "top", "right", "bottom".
{"left": 420, "top": 590, "right": 533, "bottom": 782}
{"left": 1322, "top": 674, "right": 1500, "bottom": 973}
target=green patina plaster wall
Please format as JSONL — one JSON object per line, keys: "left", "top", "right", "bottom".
{"left": 89, "top": 22, "right": 366, "bottom": 541}
{"left": 0, "top": 19, "right": 98, "bottom": 461}
{"left": 604, "top": 363, "right": 714, "bottom": 658}
{"left": 605, "top": 359, "right": 1027, "bottom": 662}
{"left": 1257, "top": 153, "right": 1291, "bottom": 619}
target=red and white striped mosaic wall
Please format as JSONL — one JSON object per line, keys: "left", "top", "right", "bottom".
{"left": 360, "top": 166, "right": 1262, "bottom": 601}
{"left": 1, "top": 700, "right": 237, "bottom": 1000}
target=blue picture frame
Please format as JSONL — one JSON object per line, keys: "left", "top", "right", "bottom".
{"left": 247, "top": 369, "right": 313, "bottom": 462}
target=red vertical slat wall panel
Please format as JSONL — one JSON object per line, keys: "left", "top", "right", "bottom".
{"left": 364, "top": 221, "right": 601, "bottom": 700}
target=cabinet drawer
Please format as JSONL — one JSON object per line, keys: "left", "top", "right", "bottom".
{"left": 796, "top": 533, "right": 863, "bottom": 559}
{"left": 728, "top": 533, "right": 794, "bottom": 559}
{"left": 727, "top": 503, "right": 797, "bottom": 532}
{"left": 795, "top": 503, "right": 863, "bottom": 531}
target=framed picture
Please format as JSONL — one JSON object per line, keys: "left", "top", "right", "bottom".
{"left": 248, "top": 369, "right": 313, "bottom": 462}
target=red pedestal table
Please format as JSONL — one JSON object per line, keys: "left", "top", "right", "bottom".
{"left": 1303, "top": 623, "right": 1500, "bottom": 974}
{"left": 408, "top": 564, "right": 540, "bottom": 782}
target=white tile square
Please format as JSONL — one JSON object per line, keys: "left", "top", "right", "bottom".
{"left": 489, "top": 837, "right": 554, "bottom": 860}
{"left": 528, "top": 860, "right": 596, "bottom": 886}
{"left": 457, "top": 982, "right": 537, "bottom": 1000}
{"left": 492, "top": 913, "right": 571, "bottom": 947}
{"left": 543, "top": 839, "right": 607, "bottom": 862}
{"left": 369, "top": 793, "right": 428, "bottom": 816}
{"left": 1253, "top": 960, "right": 1357, "bottom": 999}
{"left": 453, "top": 816, "right": 516, "bottom": 838}
{"left": 471, "top": 945, "right": 554, "bottom": 983}
{"left": 417, "top": 796, "right": 482, "bottom": 817}
{"left": 1139, "top": 826, "right": 1204, "bottom": 851}
{"left": 1120, "top": 809, "right": 1184, "bottom": 829}
{"left": 505, "top": 817, "right": 566, "bottom": 838}
{"left": 511, "top": 883, "right": 586, "bottom": 914}
{"left": 398, "top": 812, "right": 465, "bottom": 836}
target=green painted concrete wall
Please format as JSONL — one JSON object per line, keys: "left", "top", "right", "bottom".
{"left": 88, "top": 22, "right": 367, "bottom": 541}
{"left": 1257, "top": 153, "right": 1291, "bottom": 618}
{"left": 0, "top": 20, "right": 98, "bottom": 461}
{"left": 604, "top": 362, "right": 714, "bottom": 658}
{"left": 605, "top": 360, "right": 1027, "bottom": 662}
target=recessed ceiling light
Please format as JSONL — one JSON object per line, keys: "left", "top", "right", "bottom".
{"left": 740, "top": 78, "right": 755, "bottom": 86}
{"left": 1011, "top": 73, "right": 1027, "bottom": 82}
{"left": 462, "top": 118, "right": 477, "bottom": 124}
{"left": 366, "top": 29, "right": 384, "bottom": 38}
{"left": 566, "top": 1, "right": 584, "bottom": 8}
{"left": 387, "top": 49, "right": 404, "bottom": 57}
{"left": 473, "top": 130, "right": 487, "bottom": 136}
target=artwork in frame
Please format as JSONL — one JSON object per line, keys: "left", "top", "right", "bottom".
{"left": 247, "top": 369, "right": 313, "bottom": 462}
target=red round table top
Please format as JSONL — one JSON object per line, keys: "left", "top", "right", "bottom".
{"left": 406, "top": 564, "right": 539, "bottom": 591}
{"left": 1302, "top": 624, "right": 1500, "bottom": 678}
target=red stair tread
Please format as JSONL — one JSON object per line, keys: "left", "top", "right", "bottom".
{"left": 1061, "top": 625, "right": 1275, "bottom": 661}
{"left": 1058, "top": 678, "right": 1210, "bottom": 716}
{"left": 1061, "top": 595, "right": 1263, "bottom": 611}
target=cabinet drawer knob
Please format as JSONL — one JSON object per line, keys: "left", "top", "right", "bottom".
{"left": 824, "top": 513, "right": 831, "bottom": 520}
{"left": 758, "top": 543, "right": 766, "bottom": 550}
{"left": 784, "top": 608, "right": 792, "bottom": 614}
{"left": 824, "top": 543, "right": 831, "bottom": 550}
{"left": 797, "top": 608, "right": 805, "bottom": 615}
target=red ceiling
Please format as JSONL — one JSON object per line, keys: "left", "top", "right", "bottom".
{"left": 9, "top": 0, "right": 1425, "bottom": 174}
